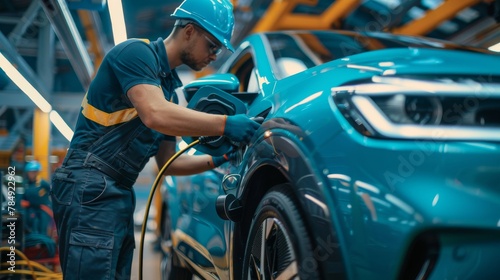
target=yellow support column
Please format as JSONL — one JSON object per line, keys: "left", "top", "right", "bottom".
{"left": 33, "top": 108, "right": 50, "bottom": 180}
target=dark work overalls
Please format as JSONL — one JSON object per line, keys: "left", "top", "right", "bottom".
{"left": 50, "top": 38, "right": 181, "bottom": 280}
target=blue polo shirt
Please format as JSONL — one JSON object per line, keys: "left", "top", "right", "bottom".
{"left": 69, "top": 38, "right": 182, "bottom": 174}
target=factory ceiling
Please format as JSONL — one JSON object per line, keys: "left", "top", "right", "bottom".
{"left": 0, "top": 0, "right": 499, "bottom": 147}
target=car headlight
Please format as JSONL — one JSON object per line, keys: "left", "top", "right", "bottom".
{"left": 332, "top": 76, "right": 500, "bottom": 141}
{"left": 371, "top": 94, "right": 443, "bottom": 125}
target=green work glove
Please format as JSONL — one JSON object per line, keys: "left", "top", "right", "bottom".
{"left": 223, "top": 114, "right": 260, "bottom": 143}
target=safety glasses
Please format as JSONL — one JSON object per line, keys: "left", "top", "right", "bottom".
{"left": 202, "top": 34, "right": 223, "bottom": 56}
{"left": 189, "top": 23, "right": 222, "bottom": 56}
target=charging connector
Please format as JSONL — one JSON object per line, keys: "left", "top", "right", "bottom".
{"left": 198, "top": 136, "right": 223, "bottom": 144}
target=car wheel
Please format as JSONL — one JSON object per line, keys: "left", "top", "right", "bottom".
{"left": 159, "top": 204, "right": 192, "bottom": 280}
{"left": 242, "top": 184, "right": 320, "bottom": 280}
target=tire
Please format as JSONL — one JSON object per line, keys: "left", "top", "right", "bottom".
{"left": 242, "top": 184, "right": 321, "bottom": 280}
{"left": 159, "top": 204, "right": 192, "bottom": 280}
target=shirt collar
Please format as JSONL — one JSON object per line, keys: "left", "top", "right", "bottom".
{"left": 151, "top": 37, "right": 183, "bottom": 89}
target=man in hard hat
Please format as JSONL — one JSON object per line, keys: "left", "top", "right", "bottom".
{"left": 50, "top": 0, "right": 259, "bottom": 279}
{"left": 21, "top": 160, "right": 52, "bottom": 235}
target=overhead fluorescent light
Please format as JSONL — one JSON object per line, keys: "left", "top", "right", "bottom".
{"left": 489, "top": 42, "right": 500, "bottom": 52}
{"left": 49, "top": 110, "right": 74, "bottom": 141}
{"left": 0, "top": 52, "right": 52, "bottom": 113}
{"left": 0, "top": 51, "right": 74, "bottom": 141}
{"left": 108, "top": 0, "right": 127, "bottom": 45}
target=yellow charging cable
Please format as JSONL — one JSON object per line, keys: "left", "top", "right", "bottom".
{"left": 0, "top": 247, "right": 63, "bottom": 279}
{"left": 139, "top": 139, "right": 201, "bottom": 280}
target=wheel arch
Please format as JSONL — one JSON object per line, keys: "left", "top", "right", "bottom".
{"left": 231, "top": 133, "right": 348, "bottom": 279}
{"left": 231, "top": 163, "right": 288, "bottom": 279}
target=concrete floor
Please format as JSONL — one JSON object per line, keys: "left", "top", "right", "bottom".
{"left": 130, "top": 231, "right": 202, "bottom": 280}
{"left": 131, "top": 230, "right": 162, "bottom": 280}
{"left": 131, "top": 169, "right": 164, "bottom": 280}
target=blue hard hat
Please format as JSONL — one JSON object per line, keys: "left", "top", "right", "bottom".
{"left": 171, "top": 0, "right": 235, "bottom": 52}
{"left": 25, "top": 161, "right": 42, "bottom": 172}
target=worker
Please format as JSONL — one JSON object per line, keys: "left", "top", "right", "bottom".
{"left": 21, "top": 160, "right": 53, "bottom": 235}
{"left": 50, "top": 0, "right": 259, "bottom": 279}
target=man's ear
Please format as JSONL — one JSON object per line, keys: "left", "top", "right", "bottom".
{"left": 183, "top": 24, "right": 196, "bottom": 40}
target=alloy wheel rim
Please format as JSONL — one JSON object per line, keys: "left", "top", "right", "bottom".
{"left": 247, "top": 217, "right": 300, "bottom": 280}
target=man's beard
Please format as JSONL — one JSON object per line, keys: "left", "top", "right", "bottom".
{"left": 181, "top": 48, "right": 203, "bottom": 71}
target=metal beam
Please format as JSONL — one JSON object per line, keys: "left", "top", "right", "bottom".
{"left": 14, "top": 39, "right": 74, "bottom": 59}
{"left": 0, "top": 17, "right": 24, "bottom": 25}
{"left": 251, "top": 0, "right": 296, "bottom": 32}
{"left": 34, "top": 20, "right": 55, "bottom": 174}
{"left": 251, "top": 0, "right": 318, "bottom": 33}
{"left": 78, "top": 10, "right": 107, "bottom": 72}
{"left": 9, "top": 109, "right": 33, "bottom": 134}
{"left": 251, "top": 0, "right": 361, "bottom": 32}
{"left": 449, "top": 17, "right": 499, "bottom": 45}
{"left": 392, "top": 0, "right": 482, "bottom": 35}
{"left": 319, "top": 0, "right": 362, "bottom": 27}
{"left": 0, "top": 90, "right": 83, "bottom": 109}
{"left": 0, "top": 106, "right": 7, "bottom": 118}
{"left": 40, "top": 0, "right": 94, "bottom": 89}
{"left": 8, "top": 0, "right": 41, "bottom": 46}
{"left": 0, "top": 32, "right": 49, "bottom": 94}
{"left": 0, "top": 90, "right": 36, "bottom": 107}
{"left": 37, "top": 21, "right": 55, "bottom": 95}
{"left": 50, "top": 93, "right": 84, "bottom": 110}
{"left": 277, "top": 0, "right": 362, "bottom": 30}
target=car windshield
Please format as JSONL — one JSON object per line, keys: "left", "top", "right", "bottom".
{"left": 265, "top": 31, "right": 495, "bottom": 78}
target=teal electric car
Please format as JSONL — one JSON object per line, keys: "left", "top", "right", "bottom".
{"left": 158, "top": 30, "right": 500, "bottom": 280}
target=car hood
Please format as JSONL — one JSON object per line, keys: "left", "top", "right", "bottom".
{"left": 310, "top": 48, "right": 498, "bottom": 82}
{"left": 273, "top": 48, "right": 499, "bottom": 97}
